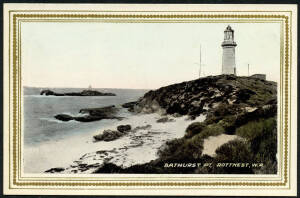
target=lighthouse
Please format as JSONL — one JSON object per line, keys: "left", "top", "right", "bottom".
{"left": 221, "top": 25, "right": 237, "bottom": 75}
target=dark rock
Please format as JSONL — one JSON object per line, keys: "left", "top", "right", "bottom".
{"left": 93, "top": 163, "right": 124, "bottom": 173}
{"left": 40, "top": 89, "right": 116, "bottom": 96}
{"left": 172, "top": 113, "right": 182, "bottom": 118}
{"left": 79, "top": 105, "right": 117, "bottom": 116}
{"left": 266, "top": 97, "right": 277, "bottom": 105}
{"left": 54, "top": 114, "right": 74, "bottom": 121}
{"left": 45, "top": 167, "right": 65, "bottom": 173}
{"left": 86, "top": 163, "right": 101, "bottom": 169}
{"left": 225, "top": 75, "right": 237, "bottom": 80}
{"left": 117, "top": 125, "right": 132, "bottom": 133}
{"left": 93, "top": 130, "right": 124, "bottom": 142}
{"left": 156, "top": 117, "right": 174, "bottom": 123}
{"left": 185, "top": 122, "right": 206, "bottom": 138}
{"left": 235, "top": 89, "right": 256, "bottom": 102}
{"left": 122, "top": 101, "right": 137, "bottom": 108}
{"left": 40, "top": 89, "right": 57, "bottom": 96}
{"left": 55, "top": 105, "right": 120, "bottom": 122}
{"left": 122, "top": 101, "right": 137, "bottom": 112}
{"left": 74, "top": 115, "right": 106, "bottom": 122}
{"left": 132, "top": 125, "right": 152, "bottom": 132}
{"left": 79, "top": 90, "right": 115, "bottom": 96}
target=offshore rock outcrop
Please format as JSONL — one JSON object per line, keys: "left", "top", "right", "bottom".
{"left": 40, "top": 89, "right": 116, "bottom": 96}
{"left": 55, "top": 105, "right": 123, "bottom": 122}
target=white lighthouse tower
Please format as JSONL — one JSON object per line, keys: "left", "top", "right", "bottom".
{"left": 222, "top": 25, "right": 237, "bottom": 75}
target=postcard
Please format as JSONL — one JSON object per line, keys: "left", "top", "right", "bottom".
{"left": 3, "top": 3, "right": 297, "bottom": 196}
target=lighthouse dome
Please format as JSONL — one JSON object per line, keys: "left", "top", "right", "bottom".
{"left": 225, "top": 25, "right": 233, "bottom": 31}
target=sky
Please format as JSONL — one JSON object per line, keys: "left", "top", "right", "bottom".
{"left": 22, "top": 22, "right": 281, "bottom": 89}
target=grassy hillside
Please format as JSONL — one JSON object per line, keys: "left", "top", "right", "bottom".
{"left": 95, "top": 75, "right": 277, "bottom": 174}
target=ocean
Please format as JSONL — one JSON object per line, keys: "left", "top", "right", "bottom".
{"left": 23, "top": 87, "right": 148, "bottom": 173}
{"left": 23, "top": 87, "right": 206, "bottom": 174}
{"left": 23, "top": 87, "right": 148, "bottom": 146}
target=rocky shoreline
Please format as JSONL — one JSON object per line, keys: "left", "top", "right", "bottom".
{"left": 45, "top": 75, "right": 277, "bottom": 174}
{"left": 45, "top": 113, "right": 206, "bottom": 174}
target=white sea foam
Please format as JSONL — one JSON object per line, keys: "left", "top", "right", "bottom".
{"left": 59, "top": 112, "right": 89, "bottom": 117}
{"left": 39, "top": 117, "right": 65, "bottom": 123}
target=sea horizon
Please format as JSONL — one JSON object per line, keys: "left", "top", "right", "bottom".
{"left": 23, "top": 85, "right": 151, "bottom": 90}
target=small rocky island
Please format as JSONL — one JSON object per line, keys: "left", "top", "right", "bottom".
{"left": 40, "top": 89, "right": 116, "bottom": 96}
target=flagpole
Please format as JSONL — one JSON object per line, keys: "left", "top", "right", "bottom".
{"left": 248, "top": 64, "right": 249, "bottom": 76}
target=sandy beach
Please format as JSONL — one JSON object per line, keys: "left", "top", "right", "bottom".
{"left": 25, "top": 112, "right": 206, "bottom": 173}
{"left": 202, "top": 134, "right": 238, "bottom": 157}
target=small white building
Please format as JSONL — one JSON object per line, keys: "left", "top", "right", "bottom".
{"left": 221, "top": 25, "right": 237, "bottom": 75}
{"left": 251, "top": 74, "right": 266, "bottom": 80}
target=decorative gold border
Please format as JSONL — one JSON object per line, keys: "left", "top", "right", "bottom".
{"left": 8, "top": 12, "right": 291, "bottom": 189}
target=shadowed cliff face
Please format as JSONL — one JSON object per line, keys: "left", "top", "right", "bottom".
{"left": 93, "top": 75, "right": 278, "bottom": 174}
